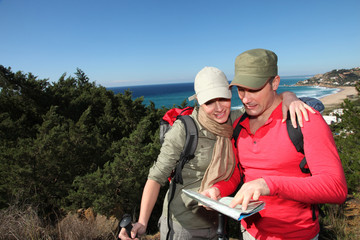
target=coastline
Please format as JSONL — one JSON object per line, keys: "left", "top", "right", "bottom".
{"left": 319, "top": 86, "right": 357, "bottom": 109}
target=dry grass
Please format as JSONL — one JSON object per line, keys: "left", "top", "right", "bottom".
{"left": 57, "top": 208, "right": 118, "bottom": 240}
{"left": 319, "top": 195, "right": 360, "bottom": 240}
{"left": 343, "top": 194, "right": 360, "bottom": 239}
{"left": 0, "top": 204, "right": 52, "bottom": 240}
{"left": 139, "top": 232, "right": 160, "bottom": 240}
{"left": 0, "top": 206, "right": 119, "bottom": 240}
{"left": 1, "top": 201, "right": 359, "bottom": 240}
{"left": 319, "top": 204, "right": 347, "bottom": 240}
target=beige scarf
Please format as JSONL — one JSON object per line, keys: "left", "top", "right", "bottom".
{"left": 198, "top": 107, "right": 236, "bottom": 192}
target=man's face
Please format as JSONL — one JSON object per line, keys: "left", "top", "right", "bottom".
{"left": 201, "top": 98, "right": 231, "bottom": 124}
{"left": 236, "top": 76, "right": 279, "bottom": 118}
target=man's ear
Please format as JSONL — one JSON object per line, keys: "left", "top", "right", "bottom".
{"left": 272, "top": 75, "right": 280, "bottom": 90}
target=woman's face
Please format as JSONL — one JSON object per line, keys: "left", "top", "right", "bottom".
{"left": 201, "top": 98, "right": 231, "bottom": 124}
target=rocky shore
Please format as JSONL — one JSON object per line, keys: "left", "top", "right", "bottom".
{"left": 295, "top": 67, "right": 359, "bottom": 109}
{"left": 295, "top": 67, "right": 359, "bottom": 87}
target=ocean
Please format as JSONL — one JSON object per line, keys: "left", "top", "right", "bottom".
{"left": 108, "top": 76, "right": 339, "bottom": 109}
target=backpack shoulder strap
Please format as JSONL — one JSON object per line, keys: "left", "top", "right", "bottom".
{"left": 285, "top": 97, "right": 323, "bottom": 174}
{"left": 176, "top": 115, "right": 198, "bottom": 163}
{"left": 233, "top": 113, "right": 248, "bottom": 148}
{"left": 285, "top": 111, "right": 309, "bottom": 174}
{"left": 166, "top": 114, "right": 198, "bottom": 240}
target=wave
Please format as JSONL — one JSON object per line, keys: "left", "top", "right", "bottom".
{"left": 108, "top": 77, "right": 339, "bottom": 109}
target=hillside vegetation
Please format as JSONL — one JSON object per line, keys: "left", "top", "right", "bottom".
{"left": 0, "top": 65, "right": 359, "bottom": 239}
{"left": 296, "top": 67, "right": 360, "bottom": 87}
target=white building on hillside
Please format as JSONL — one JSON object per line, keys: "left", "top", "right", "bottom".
{"left": 322, "top": 108, "right": 343, "bottom": 125}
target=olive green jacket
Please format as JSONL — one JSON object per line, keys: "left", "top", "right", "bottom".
{"left": 148, "top": 107, "right": 244, "bottom": 229}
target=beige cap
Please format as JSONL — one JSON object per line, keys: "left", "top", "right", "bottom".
{"left": 188, "top": 66, "right": 232, "bottom": 105}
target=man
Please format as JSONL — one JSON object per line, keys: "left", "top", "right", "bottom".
{"left": 203, "top": 49, "right": 348, "bottom": 240}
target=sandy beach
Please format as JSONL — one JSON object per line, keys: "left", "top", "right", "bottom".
{"left": 319, "top": 86, "right": 358, "bottom": 109}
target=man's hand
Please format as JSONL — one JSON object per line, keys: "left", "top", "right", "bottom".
{"left": 118, "top": 222, "right": 146, "bottom": 240}
{"left": 230, "top": 178, "right": 270, "bottom": 211}
{"left": 281, "top": 92, "right": 315, "bottom": 128}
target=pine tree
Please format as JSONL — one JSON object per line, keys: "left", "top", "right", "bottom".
{"left": 331, "top": 81, "right": 360, "bottom": 192}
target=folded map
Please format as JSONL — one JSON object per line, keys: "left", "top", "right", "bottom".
{"left": 182, "top": 189, "right": 265, "bottom": 221}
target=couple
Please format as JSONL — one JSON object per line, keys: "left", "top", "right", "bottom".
{"left": 119, "top": 49, "right": 347, "bottom": 240}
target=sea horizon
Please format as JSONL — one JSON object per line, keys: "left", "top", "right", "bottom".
{"left": 108, "top": 76, "right": 339, "bottom": 109}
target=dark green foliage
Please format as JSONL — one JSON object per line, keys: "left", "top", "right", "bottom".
{"left": 0, "top": 65, "right": 168, "bottom": 225}
{"left": 68, "top": 115, "right": 160, "bottom": 213}
{"left": 331, "top": 81, "right": 360, "bottom": 192}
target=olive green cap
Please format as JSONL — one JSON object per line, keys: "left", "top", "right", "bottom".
{"left": 230, "top": 48, "right": 278, "bottom": 90}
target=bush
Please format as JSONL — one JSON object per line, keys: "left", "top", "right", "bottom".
{"left": 331, "top": 81, "right": 360, "bottom": 192}
{"left": 57, "top": 209, "right": 118, "bottom": 240}
{"left": 0, "top": 204, "right": 52, "bottom": 240}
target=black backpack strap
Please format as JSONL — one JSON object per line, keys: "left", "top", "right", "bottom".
{"left": 230, "top": 113, "right": 249, "bottom": 198}
{"left": 172, "top": 115, "right": 198, "bottom": 183}
{"left": 286, "top": 111, "right": 304, "bottom": 153}
{"left": 232, "top": 113, "right": 248, "bottom": 149}
{"left": 166, "top": 115, "right": 198, "bottom": 240}
{"left": 285, "top": 111, "right": 310, "bottom": 174}
{"left": 286, "top": 96, "right": 324, "bottom": 173}
{"left": 287, "top": 97, "right": 323, "bottom": 173}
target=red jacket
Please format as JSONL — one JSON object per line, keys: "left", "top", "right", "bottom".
{"left": 213, "top": 103, "right": 347, "bottom": 239}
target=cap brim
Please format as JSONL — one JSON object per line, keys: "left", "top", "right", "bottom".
{"left": 230, "top": 74, "right": 269, "bottom": 90}
{"left": 188, "top": 94, "right": 196, "bottom": 101}
{"left": 196, "top": 86, "right": 232, "bottom": 105}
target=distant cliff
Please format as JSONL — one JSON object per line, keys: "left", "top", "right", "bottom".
{"left": 295, "top": 67, "right": 360, "bottom": 87}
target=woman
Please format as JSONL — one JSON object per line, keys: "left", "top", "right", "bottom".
{"left": 119, "top": 66, "right": 313, "bottom": 240}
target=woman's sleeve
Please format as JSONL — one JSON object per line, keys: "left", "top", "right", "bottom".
{"left": 148, "top": 120, "right": 185, "bottom": 186}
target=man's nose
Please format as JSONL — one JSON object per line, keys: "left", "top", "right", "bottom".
{"left": 241, "top": 91, "right": 251, "bottom": 103}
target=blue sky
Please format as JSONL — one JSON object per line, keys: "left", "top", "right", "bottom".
{"left": 1, "top": 0, "right": 359, "bottom": 87}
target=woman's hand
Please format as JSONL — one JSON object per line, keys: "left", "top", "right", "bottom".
{"left": 118, "top": 222, "right": 146, "bottom": 240}
{"left": 201, "top": 187, "right": 221, "bottom": 200}
{"left": 281, "top": 91, "right": 315, "bottom": 128}
{"left": 200, "top": 187, "right": 221, "bottom": 210}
